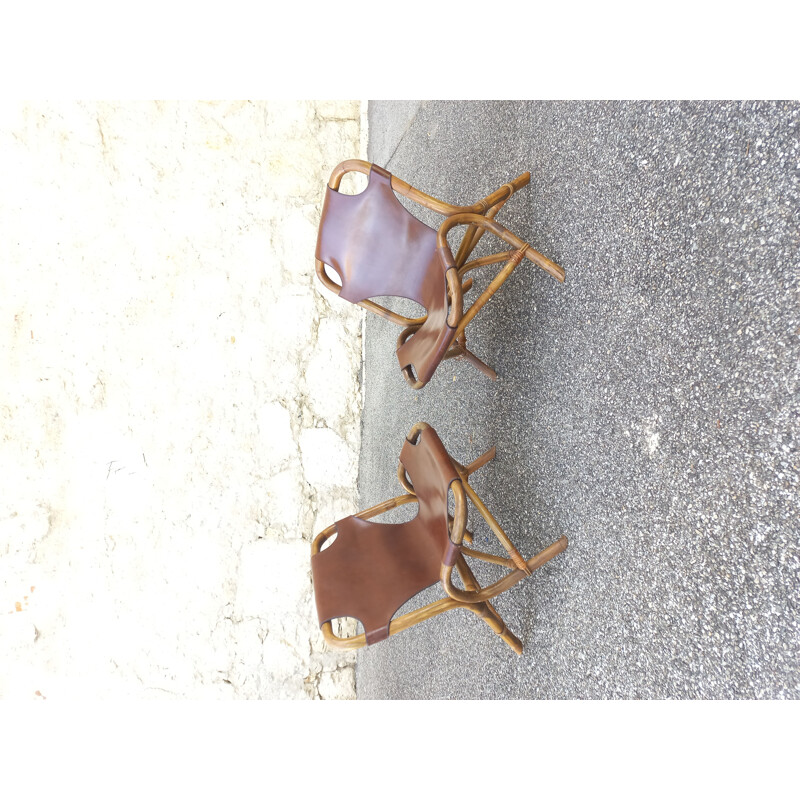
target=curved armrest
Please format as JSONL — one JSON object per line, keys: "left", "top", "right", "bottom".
{"left": 440, "top": 479, "right": 468, "bottom": 572}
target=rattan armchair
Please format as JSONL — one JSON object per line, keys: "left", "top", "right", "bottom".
{"left": 311, "top": 423, "right": 568, "bottom": 654}
{"left": 315, "top": 160, "right": 565, "bottom": 389}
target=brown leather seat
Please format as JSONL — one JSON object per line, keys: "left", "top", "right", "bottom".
{"left": 314, "top": 160, "right": 566, "bottom": 389}
{"left": 316, "top": 164, "right": 455, "bottom": 387}
{"left": 310, "top": 423, "right": 569, "bottom": 653}
{"left": 311, "top": 424, "right": 459, "bottom": 644}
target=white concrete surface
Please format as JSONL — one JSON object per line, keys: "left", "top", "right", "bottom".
{"left": 0, "top": 100, "right": 364, "bottom": 699}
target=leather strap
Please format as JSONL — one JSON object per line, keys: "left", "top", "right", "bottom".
{"left": 442, "top": 539, "right": 461, "bottom": 567}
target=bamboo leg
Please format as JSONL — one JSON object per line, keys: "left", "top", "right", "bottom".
{"left": 439, "top": 214, "right": 565, "bottom": 283}
{"left": 442, "top": 343, "right": 464, "bottom": 361}
{"left": 456, "top": 554, "right": 523, "bottom": 654}
{"left": 454, "top": 247, "right": 526, "bottom": 340}
{"left": 461, "top": 347, "right": 497, "bottom": 381}
{"left": 321, "top": 588, "right": 523, "bottom": 653}
{"left": 453, "top": 173, "right": 529, "bottom": 268}
{"left": 450, "top": 445, "right": 495, "bottom": 485}
{"left": 455, "top": 222, "right": 482, "bottom": 268}
{"left": 463, "top": 445, "right": 497, "bottom": 476}
{"left": 453, "top": 207, "right": 497, "bottom": 268}
{"left": 459, "top": 250, "right": 517, "bottom": 278}
{"left": 446, "top": 343, "right": 497, "bottom": 381}
{"left": 460, "top": 545, "right": 515, "bottom": 569}
{"left": 462, "top": 482, "right": 531, "bottom": 574}
{"left": 443, "top": 330, "right": 497, "bottom": 381}
{"left": 506, "top": 172, "right": 532, "bottom": 193}
{"left": 441, "top": 535, "right": 569, "bottom": 605}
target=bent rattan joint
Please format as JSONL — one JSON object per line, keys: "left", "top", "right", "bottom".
{"left": 315, "top": 159, "right": 565, "bottom": 389}
{"left": 310, "top": 423, "right": 568, "bottom": 655}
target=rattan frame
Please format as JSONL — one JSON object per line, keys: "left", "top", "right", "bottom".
{"left": 315, "top": 159, "right": 566, "bottom": 388}
{"left": 311, "top": 423, "right": 568, "bottom": 655}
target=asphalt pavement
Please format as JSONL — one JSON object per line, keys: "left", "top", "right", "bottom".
{"left": 354, "top": 101, "right": 799, "bottom": 699}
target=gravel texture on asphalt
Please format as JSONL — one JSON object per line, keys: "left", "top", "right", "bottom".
{"left": 352, "top": 101, "right": 798, "bottom": 699}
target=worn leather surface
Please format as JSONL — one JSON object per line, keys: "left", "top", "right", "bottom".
{"left": 315, "top": 164, "right": 456, "bottom": 386}
{"left": 311, "top": 426, "right": 461, "bottom": 644}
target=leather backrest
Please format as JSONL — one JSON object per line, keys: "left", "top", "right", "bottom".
{"left": 315, "top": 164, "right": 456, "bottom": 386}
{"left": 311, "top": 426, "right": 460, "bottom": 644}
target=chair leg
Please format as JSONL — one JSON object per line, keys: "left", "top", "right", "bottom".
{"left": 458, "top": 344, "right": 498, "bottom": 381}
{"left": 463, "top": 444, "right": 496, "bottom": 476}
{"left": 454, "top": 247, "right": 527, "bottom": 341}
{"left": 462, "top": 481, "right": 532, "bottom": 575}
{"left": 452, "top": 456, "right": 526, "bottom": 656}
{"left": 456, "top": 554, "right": 523, "bottom": 655}
{"left": 465, "top": 600, "right": 523, "bottom": 655}
{"left": 455, "top": 172, "right": 531, "bottom": 268}
{"left": 449, "top": 444, "right": 496, "bottom": 536}
{"left": 444, "top": 328, "right": 498, "bottom": 381}
{"left": 444, "top": 339, "right": 498, "bottom": 382}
